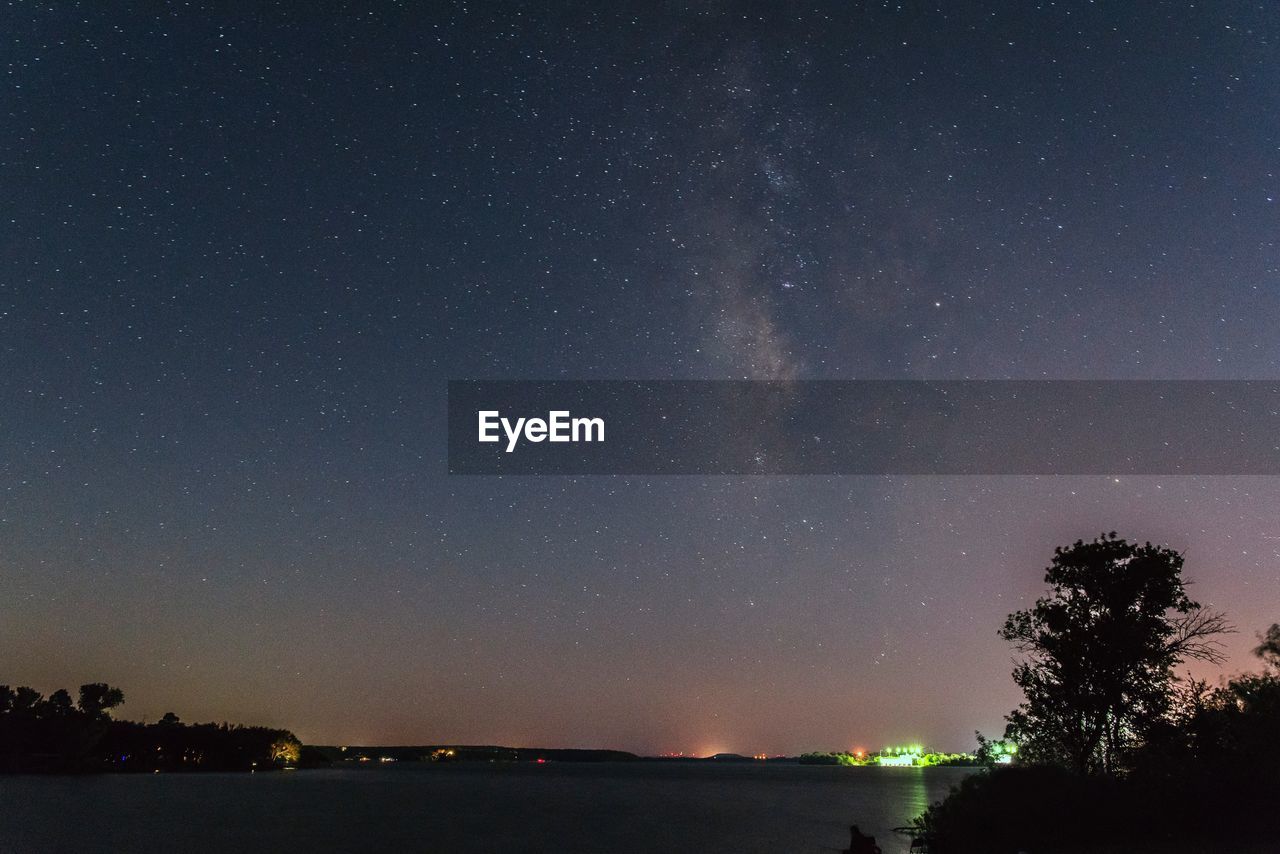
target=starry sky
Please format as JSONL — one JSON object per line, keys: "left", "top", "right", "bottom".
{"left": 3, "top": 2, "right": 1279, "bottom": 754}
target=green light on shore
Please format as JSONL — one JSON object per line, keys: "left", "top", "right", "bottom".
{"left": 885, "top": 744, "right": 924, "bottom": 755}
{"left": 803, "top": 747, "right": 977, "bottom": 767}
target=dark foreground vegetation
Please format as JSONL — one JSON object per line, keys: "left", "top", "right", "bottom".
{"left": 911, "top": 535, "right": 1280, "bottom": 853}
{"left": 0, "top": 684, "right": 300, "bottom": 773}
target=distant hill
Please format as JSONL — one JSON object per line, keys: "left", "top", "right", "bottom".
{"left": 310, "top": 745, "right": 640, "bottom": 764}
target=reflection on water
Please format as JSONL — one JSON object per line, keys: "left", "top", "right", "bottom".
{"left": 903, "top": 765, "right": 932, "bottom": 835}
{"left": 0, "top": 763, "right": 972, "bottom": 853}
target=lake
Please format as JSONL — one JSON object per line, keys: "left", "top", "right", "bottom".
{"left": 0, "top": 763, "right": 973, "bottom": 853}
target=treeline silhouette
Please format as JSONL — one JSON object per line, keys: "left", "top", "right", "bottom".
{"left": 911, "top": 535, "right": 1280, "bottom": 853}
{"left": 0, "top": 683, "right": 300, "bottom": 773}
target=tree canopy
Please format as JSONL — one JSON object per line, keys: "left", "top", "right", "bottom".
{"left": 999, "top": 533, "right": 1229, "bottom": 775}
{"left": 1, "top": 682, "right": 298, "bottom": 773}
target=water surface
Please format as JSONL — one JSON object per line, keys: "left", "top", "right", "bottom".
{"left": 0, "top": 763, "right": 973, "bottom": 853}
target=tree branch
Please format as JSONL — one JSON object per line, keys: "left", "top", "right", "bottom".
{"left": 1166, "top": 608, "right": 1233, "bottom": 665}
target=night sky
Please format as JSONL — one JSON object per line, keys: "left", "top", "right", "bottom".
{"left": 3, "top": 3, "right": 1279, "bottom": 755}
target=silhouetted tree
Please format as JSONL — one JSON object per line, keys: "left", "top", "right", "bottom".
{"left": 12, "top": 686, "right": 43, "bottom": 715}
{"left": 1253, "top": 622, "right": 1280, "bottom": 669}
{"left": 77, "top": 683, "right": 125, "bottom": 720}
{"left": 999, "top": 533, "right": 1229, "bottom": 775}
{"left": 45, "top": 689, "right": 75, "bottom": 718}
